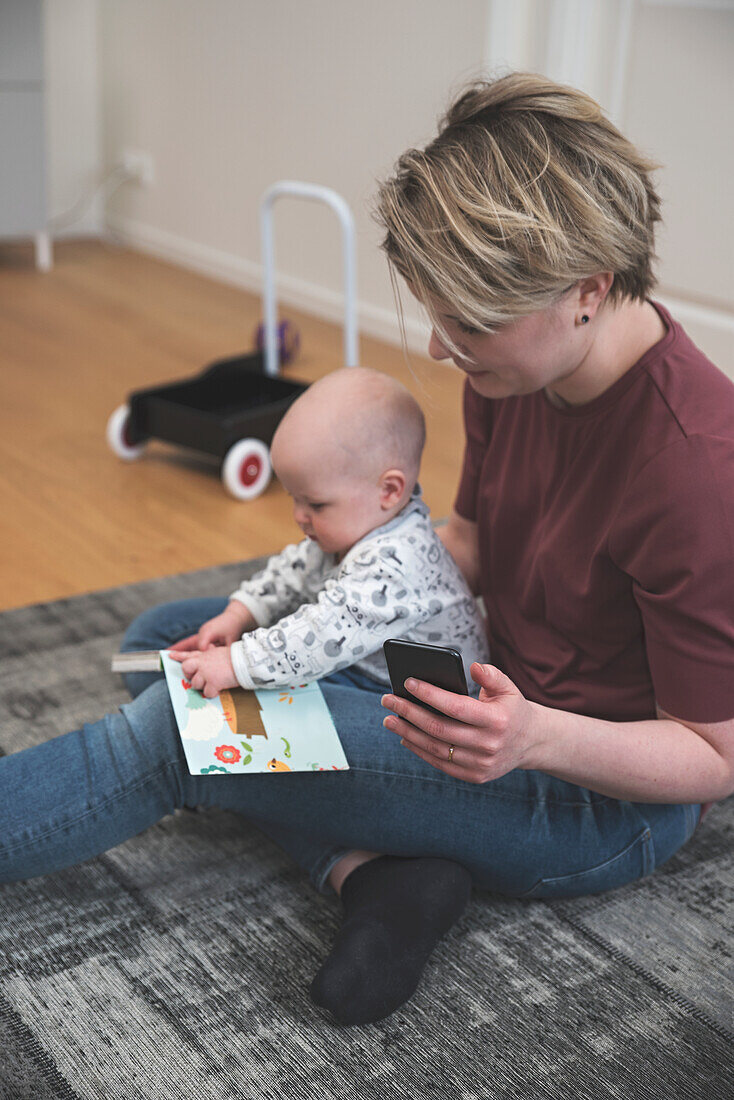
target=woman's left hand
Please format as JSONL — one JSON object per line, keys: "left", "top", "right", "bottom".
{"left": 381, "top": 662, "right": 542, "bottom": 784}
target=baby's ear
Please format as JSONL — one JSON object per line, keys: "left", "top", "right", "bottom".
{"left": 380, "top": 468, "right": 407, "bottom": 507}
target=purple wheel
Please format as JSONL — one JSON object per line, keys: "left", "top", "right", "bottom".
{"left": 255, "top": 319, "right": 300, "bottom": 366}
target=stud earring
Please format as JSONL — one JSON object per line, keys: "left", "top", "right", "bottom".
{"left": 581, "top": 315, "right": 589, "bottom": 324}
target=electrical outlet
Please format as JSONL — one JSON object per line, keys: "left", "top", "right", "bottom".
{"left": 119, "top": 149, "right": 155, "bottom": 186}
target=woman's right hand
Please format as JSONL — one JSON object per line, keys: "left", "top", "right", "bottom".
{"left": 171, "top": 602, "right": 256, "bottom": 651}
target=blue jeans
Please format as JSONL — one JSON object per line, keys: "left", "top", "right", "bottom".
{"left": 0, "top": 598, "right": 700, "bottom": 897}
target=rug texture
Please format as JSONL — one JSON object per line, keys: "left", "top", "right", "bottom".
{"left": 0, "top": 560, "right": 732, "bottom": 1100}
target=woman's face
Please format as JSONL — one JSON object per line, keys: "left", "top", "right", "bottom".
{"left": 427, "top": 296, "right": 582, "bottom": 400}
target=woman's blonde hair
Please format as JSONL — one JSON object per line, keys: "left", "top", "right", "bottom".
{"left": 374, "top": 72, "right": 663, "bottom": 353}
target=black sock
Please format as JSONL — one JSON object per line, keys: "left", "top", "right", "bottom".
{"left": 309, "top": 855, "right": 472, "bottom": 1026}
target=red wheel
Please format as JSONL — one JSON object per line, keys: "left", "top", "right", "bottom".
{"left": 222, "top": 439, "right": 272, "bottom": 500}
{"left": 239, "top": 452, "right": 264, "bottom": 487}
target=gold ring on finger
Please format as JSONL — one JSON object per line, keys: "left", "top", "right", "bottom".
{"left": 448, "top": 744, "right": 455, "bottom": 763}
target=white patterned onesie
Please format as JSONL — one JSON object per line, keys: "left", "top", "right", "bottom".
{"left": 228, "top": 487, "right": 490, "bottom": 690}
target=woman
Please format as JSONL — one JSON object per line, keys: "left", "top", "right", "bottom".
{"left": 3, "top": 73, "right": 733, "bottom": 1029}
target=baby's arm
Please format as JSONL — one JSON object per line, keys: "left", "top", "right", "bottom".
{"left": 169, "top": 541, "right": 316, "bottom": 694}
{"left": 229, "top": 556, "right": 429, "bottom": 689}
{"left": 228, "top": 540, "right": 313, "bottom": 626}
{"left": 173, "top": 539, "right": 312, "bottom": 651}
{"left": 172, "top": 601, "right": 257, "bottom": 652}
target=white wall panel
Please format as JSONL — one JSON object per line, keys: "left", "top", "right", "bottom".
{"left": 44, "top": 0, "right": 102, "bottom": 237}
{"left": 623, "top": 2, "right": 734, "bottom": 313}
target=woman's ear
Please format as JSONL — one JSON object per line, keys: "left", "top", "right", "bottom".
{"left": 577, "top": 272, "right": 614, "bottom": 319}
{"left": 379, "top": 468, "right": 407, "bottom": 509}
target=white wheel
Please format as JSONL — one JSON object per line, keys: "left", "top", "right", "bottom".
{"left": 106, "top": 404, "right": 146, "bottom": 460}
{"left": 222, "top": 438, "right": 272, "bottom": 500}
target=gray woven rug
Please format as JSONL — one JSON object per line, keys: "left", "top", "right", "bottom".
{"left": 0, "top": 560, "right": 732, "bottom": 1100}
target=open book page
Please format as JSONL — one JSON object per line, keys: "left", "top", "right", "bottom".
{"left": 160, "top": 651, "right": 349, "bottom": 775}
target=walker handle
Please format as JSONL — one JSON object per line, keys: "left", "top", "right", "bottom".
{"left": 260, "top": 180, "right": 359, "bottom": 376}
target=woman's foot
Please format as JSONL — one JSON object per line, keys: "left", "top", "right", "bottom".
{"left": 309, "top": 855, "right": 472, "bottom": 1026}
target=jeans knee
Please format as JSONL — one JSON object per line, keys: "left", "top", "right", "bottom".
{"left": 121, "top": 599, "right": 191, "bottom": 651}
{"left": 0, "top": 691, "right": 190, "bottom": 884}
{"left": 120, "top": 679, "right": 185, "bottom": 770}
{"left": 120, "top": 597, "right": 228, "bottom": 653}
{"left": 121, "top": 603, "right": 168, "bottom": 651}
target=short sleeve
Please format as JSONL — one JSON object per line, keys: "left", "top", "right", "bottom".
{"left": 453, "top": 380, "right": 492, "bottom": 522}
{"left": 608, "top": 434, "right": 734, "bottom": 723}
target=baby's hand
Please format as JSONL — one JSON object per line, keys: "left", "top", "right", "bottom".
{"left": 168, "top": 647, "right": 238, "bottom": 698}
{"left": 171, "top": 603, "right": 256, "bottom": 651}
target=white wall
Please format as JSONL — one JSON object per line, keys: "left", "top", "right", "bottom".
{"left": 43, "top": 0, "right": 733, "bottom": 369}
{"left": 99, "top": 0, "right": 489, "bottom": 350}
{"left": 623, "top": 0, "right": 734, "bottom": 365}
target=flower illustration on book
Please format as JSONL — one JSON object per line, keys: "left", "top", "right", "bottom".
{"left": 214, "top": 745, "right": 241, "bottom": 765}
{"left": 201, "top": 764, "right": 229, "bottom": 774}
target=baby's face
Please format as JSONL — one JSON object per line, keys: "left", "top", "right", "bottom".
{"left": 277, "top": 465, "right": 387, "bottom": 559}
{"left": 271, "top": 431, "right": 390, "bottom": 557}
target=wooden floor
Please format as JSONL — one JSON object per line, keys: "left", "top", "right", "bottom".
{"left": 0, "top": 239, "right": 466, "bottom": 612}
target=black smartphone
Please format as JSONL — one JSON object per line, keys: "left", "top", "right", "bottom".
{"left": 383, "top": 638, "right": 468, "bottom": 714}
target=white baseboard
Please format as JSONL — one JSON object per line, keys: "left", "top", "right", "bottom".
{"left": 656, "top": 293, "right": 734, "bottom": 334}
{"left": 104, "top": 213, "right": 734, "bottom": 374}
{"left": 656, "top": 292, "right": 734, "bottom": 378}
{"left": 104, "top": 213, "right": 432, "bottom": 356}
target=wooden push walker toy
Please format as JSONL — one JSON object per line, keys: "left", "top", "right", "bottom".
{"left": 106, "top": 181, "right": 358, "bottom": 500}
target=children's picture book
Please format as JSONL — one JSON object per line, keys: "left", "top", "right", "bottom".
{"left": 112, "top": 650, "right": 349, "bottom": 776}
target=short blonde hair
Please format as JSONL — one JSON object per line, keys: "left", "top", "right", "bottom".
{"left": 374, "top": 72, "right": 663, "bottom": 352}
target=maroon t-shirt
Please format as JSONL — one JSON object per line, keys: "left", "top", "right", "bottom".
{"left": 454, "top": 300, "right": 734, "bottom": 724}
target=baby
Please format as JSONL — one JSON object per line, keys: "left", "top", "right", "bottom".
{"left": 170, "top": 366, "right": 489, "bottom": 695}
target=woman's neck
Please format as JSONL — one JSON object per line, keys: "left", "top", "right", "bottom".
{"left": 545, "top": 299, "right": 667, "bottom": 409}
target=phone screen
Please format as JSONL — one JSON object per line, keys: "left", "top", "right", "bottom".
{"left": 383, "top": 638, "right": 468, "bottom": 714}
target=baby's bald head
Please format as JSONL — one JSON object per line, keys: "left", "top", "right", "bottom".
{"left": 270, "top": 368, "right": 425, "bottom": 557}
{"left": 271, "top": 367, "right": 425, "bottom": 490}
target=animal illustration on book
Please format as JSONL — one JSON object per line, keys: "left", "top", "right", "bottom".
{"left": 267, "top": 758, "right": 292, "bottom": 772}
{"left": 219, "top": 688, "right": 268, "bottom": 739}
{"left": 179, "top": 682, "right": 230, "bottom": 742}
